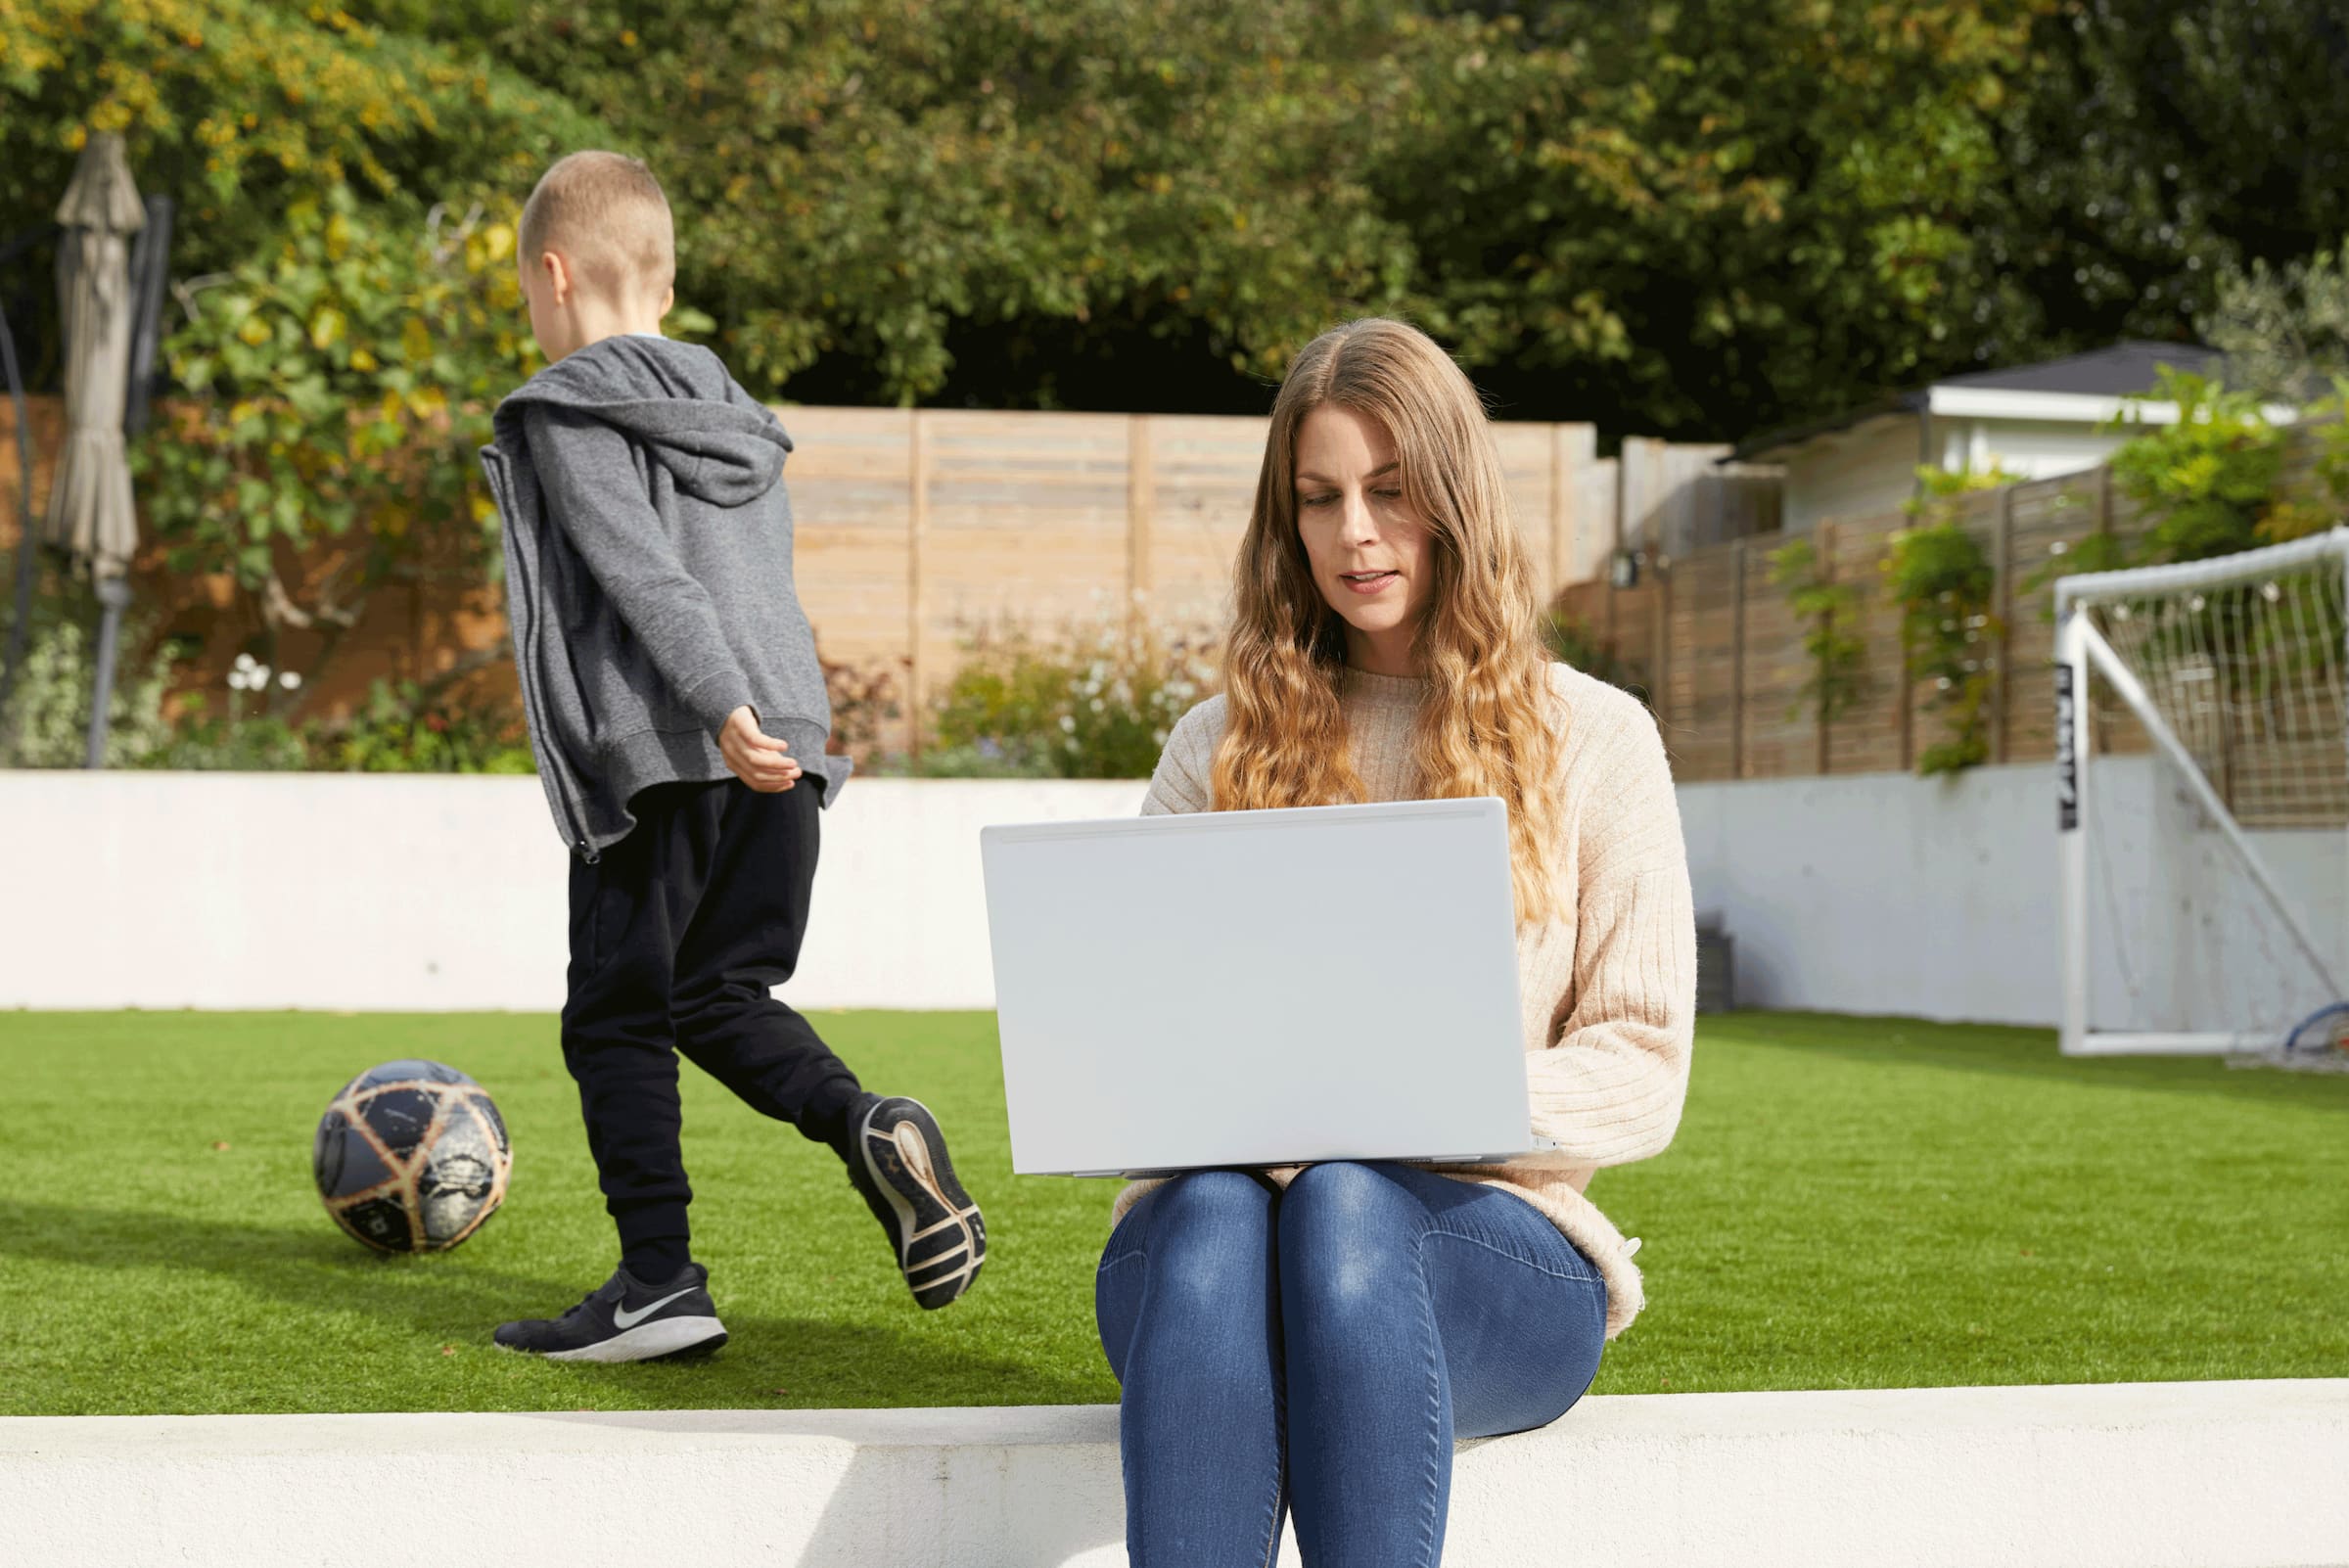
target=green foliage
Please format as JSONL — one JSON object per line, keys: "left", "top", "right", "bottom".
{"left": 1884, "top": 476, "right": 2003, "bottom": 776}
{"left": 310, "top": 677, "right": 535, "bottom": 773}
{"left": 215, "top": 0, "right": 2070, "bottom": 432}
{"left": 0, "top": 582, "right": 175, "bottom": 769}
{"left": 1765, "top": 538, "right": 1867, "bottom": 726}
{"left": 1975, "top": 0, "right": 2349, "bottom": 372}
{"left": 1539, "top": 608, "right": 1648, "bottom": 706}
{"left": 928, "top": 610, "right": 1216, "bottom": 779}
{"left": 12, "top": 0, "right": 2349, "bottom": 442}
{"left": 2200, "top": 243, "right": 2349, "bottom": 404}
{"left": 2104, "top": 368, "right": 2286, "bottom": 565}
{"left": 136, "top": 188, "right": 538, "bottom": 704}
{"left": 0, "top": 0, "right": 606, "bottom": 281}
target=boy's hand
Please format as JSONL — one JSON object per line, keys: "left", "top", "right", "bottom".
{"left": 720, "top": 706, "right": 803, "bottom": 792}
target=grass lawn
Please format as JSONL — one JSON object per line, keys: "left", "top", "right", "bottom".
{"left": 2, "top": 1009, "right": 2344, "bottom": 1416}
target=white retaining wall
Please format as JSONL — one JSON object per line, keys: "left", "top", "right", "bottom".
{"left": 6, "top": 1382, "right": 2347, "bottom": 1568}
{"left": 1678, "top": 758, "right": 2347, "bottom": 1027}
{"left": 4, "top": 762, "right": 2339, "bottom": 1023}
{"left": 0, "top": 772, "right": 1142, "bottom": 1012}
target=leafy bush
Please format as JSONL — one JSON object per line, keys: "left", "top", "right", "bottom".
{"left": 2104, "top": 368, "right": 2287, "bottom": 566}
{"left": 0, "top": 582, "right": 174, "bottom": 769}
{"left": 311, "top": 677, "right": 535, "bottom": 774}
{"left": 927, "top": 611, "right": 1217, "bottom": 780}
{"left": 1885, "top": 467, "right": 2006, "bottom": 777}
{"left": 1764, "top": 538, "right": 1867, "bottom": 726}
{"left": 137, "top": 189, "right": 540, "bottom": 708}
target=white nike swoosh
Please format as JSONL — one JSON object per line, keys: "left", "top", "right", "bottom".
{"left": 612, "top": 1286, "right": 696, "bottom": 1329}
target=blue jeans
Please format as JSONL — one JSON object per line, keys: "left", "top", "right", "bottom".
{"left": 1095, "top": 1161, "right": 1608, "bottom": 1567}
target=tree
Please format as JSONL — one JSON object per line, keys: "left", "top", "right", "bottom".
{"left": 137, "top": 188, "right": 539, "bottom": 707}
{"left": 1972, "top": 0, "right": 2349, "bottom": 366}
{"left": 2199, "top": 242, "right": 2349, "bottom": 402}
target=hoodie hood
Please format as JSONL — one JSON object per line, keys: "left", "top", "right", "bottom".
{"left": 492, "top": 335, "right": 791, "bottom": 507}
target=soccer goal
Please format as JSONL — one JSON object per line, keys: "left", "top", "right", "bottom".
{"left": 2054, "top": 528, "right": 2349, "bottom": 1061}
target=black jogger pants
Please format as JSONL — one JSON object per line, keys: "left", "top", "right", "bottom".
{"left": 561, "top": 776, "right": 863, "bottom": 1267}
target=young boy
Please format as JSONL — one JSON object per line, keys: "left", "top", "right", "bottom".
{"left": 478, "top": 151, "right": 985, "bottom": 1361}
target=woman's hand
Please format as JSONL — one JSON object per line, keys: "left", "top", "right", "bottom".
{"left": 720, "top": 705, "right": 803, "bottom": 792}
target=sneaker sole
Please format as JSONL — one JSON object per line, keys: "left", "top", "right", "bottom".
{"left": 515, "top": 1315, "right": 729, "bottom": 1364}
{"left": 858, "top": 1099, "right": 987, "bottom": 1311}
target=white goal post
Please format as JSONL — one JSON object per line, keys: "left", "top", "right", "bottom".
{"left": 2054, "top": 528, "right": 2349, "bottom": 1057}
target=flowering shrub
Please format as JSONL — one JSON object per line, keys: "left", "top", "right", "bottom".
{"left": 926, "top": 608, "right": 1218, "bottom": 780}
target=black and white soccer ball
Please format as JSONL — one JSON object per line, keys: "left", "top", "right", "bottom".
{"left": 314, "top": 1060, "right": 512, "bottom": 1255}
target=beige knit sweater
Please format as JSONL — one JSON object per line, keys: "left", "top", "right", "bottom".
{"left": 1112, "top": 662, "right": 1696, "bottom": 1339}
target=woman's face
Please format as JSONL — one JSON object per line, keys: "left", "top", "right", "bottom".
{"left": 1293, "top": 404, "right": 1435, "bottom": 675}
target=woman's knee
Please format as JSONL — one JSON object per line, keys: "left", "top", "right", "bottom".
{"left": 1130, "top": 1170, "right": 1278, "bottom": 1315}
{"left": 1279, "top": 1162, "right": 1426, "bottom": 1316}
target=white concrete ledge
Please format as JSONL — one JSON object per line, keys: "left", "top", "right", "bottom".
{"left": 6, "top": 1381, "right": 2346, "bottom": 1567}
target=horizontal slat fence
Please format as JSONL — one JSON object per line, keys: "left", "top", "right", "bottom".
{"left": 1568, "top": 423, "right": 2346, "bottom": 799}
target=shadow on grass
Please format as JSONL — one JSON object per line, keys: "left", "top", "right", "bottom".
{"left": 1706, "top": 1012, "right": 2349, "bottom": 1112}
{"left": 0, "top": 1200, "right": 1104, "bottom": 1411}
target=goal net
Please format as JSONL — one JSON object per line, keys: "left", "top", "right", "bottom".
{"left": 2054, "top": 528, "right": 2349, "bottom": 1063}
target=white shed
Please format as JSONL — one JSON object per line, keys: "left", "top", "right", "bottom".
{"left": 1734, "top": 342, "right": 2287, "bottom": 535}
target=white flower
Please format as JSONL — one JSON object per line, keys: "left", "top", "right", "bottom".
{"left": 226, "top": 669, "right": 249, "bottom": 692}
{"left": 1059, "top": 715, "right": 1078, "bottom": 733}
{"left": 280, "top": 670, "right": 301, "bottom": 690}
{"left": 233, "top": 652, "right": 256, "bottom": 672}
{"left": 1091, "top": 698, "right": 1106, "bottom": 713}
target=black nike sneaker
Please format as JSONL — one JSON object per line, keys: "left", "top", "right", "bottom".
{"left": 844, "top": 1094, "right": 987, "bottom": 1310}
{"left": 492, "top": 1262, "right": 727, "bottom": 1362}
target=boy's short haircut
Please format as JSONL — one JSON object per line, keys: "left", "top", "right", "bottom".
{"left": 520, "top": 151, "right": 675, "bottom": 303}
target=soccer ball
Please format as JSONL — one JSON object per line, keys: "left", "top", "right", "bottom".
{"left": 314, "top": 1060, "right": 512, "bottom": 1254}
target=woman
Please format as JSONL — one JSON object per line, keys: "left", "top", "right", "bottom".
{"left": 1095, "top": 318, "right": 1696, "bottom": 1564}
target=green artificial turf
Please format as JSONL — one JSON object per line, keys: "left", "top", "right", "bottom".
{"left": 1, "top": 1009, "right": 2344, "bottom": 1415}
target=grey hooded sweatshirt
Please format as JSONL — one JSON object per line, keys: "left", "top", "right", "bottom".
{"left": 479, "top": 334, "right": 849, "bottom": 861}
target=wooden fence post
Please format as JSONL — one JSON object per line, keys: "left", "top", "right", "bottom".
{"left": 1550, "top": 422, "right": 1569, "bottom": 600}
{"left": 1815, "top": 522, "right": 1835, "bottom": 774}
{"left": 1127, "top": 414, "right": 1154, "bottom": 623}
{"left": 1651, "top": 555, "right": 1671, "bottom": 720}
{"left": 1729, "top": 538, "right": 1748, "bottom": 779}
{"left": 907, "top": 409, "right": 930, "bottom": 767}
{"left": 1991, "top": 487, "right": 2013, "bottom": 764}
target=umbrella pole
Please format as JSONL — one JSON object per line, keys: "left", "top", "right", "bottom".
{"left": 83, "top": 574, "right": 129, "bottom": 769}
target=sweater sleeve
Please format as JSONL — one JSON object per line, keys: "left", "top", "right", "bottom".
{"left": 1525, "top": 710, "right": 1697, "bottom": 1166}
{"left": 523, "top": 404, "right": 754, "bottom": 732}
{"left": 1141, "top": 700, "right": 1220, "bottom": 816}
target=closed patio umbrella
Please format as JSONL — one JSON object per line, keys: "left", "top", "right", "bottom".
{"left": 45, "top": 133, "right": 146, "bottom": 767}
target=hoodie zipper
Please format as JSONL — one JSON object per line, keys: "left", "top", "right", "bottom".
{"left": 481, "top": 444, "right": 599, "bottom": 862}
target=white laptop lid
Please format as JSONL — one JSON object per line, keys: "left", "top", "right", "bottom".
{"left": 981, "top": 798, "right": 1533, "bottom": 1176}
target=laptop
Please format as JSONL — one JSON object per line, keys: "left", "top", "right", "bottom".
{"left": 980, "top": 797, "right": 1551, "bottom": 1177}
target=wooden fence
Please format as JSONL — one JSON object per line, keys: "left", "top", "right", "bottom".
{"left": 1560, "top": 425, "right": 2339, "bottom": 787}
{"left": 5, "top": 396, "right": 1759, "bottom": 756}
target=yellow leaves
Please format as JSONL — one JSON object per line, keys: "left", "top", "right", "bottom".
{"left": 400, "top": 315, "right": 432, "bottom": 363}
{"left": 349, "top": 346, "right": 378, "bottom": 373}
{"left": 379, "top": 391, "right": 404, "bottom": 425}
{"left": 308, "top": 305, "right": 345, "bottom": 350}
{"left": 324, "top": 208, "right": 350, "bottom": 259}
{"left": 229, "top": 400, "right": 258, "bottom": 425}
{"left": 406, "top": 386, "right": 448, "bottom": 419}
{"left": 470, "top": 492, "right": 495, "bottom": 526}
{"left": 621, "top": 28, "right": 638, "bottom": 48}
{"left": 237, "top": 315, "right": 272, "bottom": 347}
{"left": 480, "top": 221, "right": 515, "bottom": 264}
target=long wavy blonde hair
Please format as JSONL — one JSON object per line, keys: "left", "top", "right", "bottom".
{"left": 1212, "top": 318, "right": 1568, "bottom": 925}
